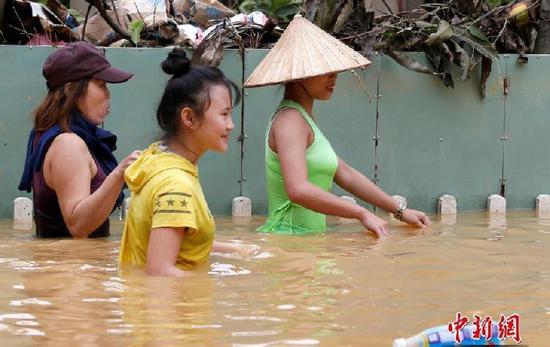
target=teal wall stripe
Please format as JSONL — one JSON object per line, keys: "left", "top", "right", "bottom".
{"left": 0, "top": 46, "right": 546, "bottom": 218}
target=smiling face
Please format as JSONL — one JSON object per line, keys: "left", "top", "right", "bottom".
{"left": 76, "top": 79, "right": 111, "bottom": 125}
{"left": 298, "top": 73, "right": 338, "bottom": 100}
{"left": 192, "top": 84, "right": 235, "bottom": 153}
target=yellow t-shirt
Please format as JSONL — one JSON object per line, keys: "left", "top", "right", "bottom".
{"left": 119, "top": 142, "right": 215, "bottom": 270}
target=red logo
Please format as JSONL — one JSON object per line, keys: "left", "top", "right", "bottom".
{"left": 447, "top": 312, "right": 469, "bottom": 343}
{"left": 472, "top": 314, "right": 493, "bottom": 341}
{"left": 448, "top": 312, "right": 522, "bottom": 344}
{"left": 498, "top": 313, "right": 521, "bottom": 343}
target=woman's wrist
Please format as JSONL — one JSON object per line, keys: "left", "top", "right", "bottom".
{"left": 110, "top": 166, "right": 125, "bottom": 184}
{"left": 355, "top": 207, "right": 370, "bottom": 220}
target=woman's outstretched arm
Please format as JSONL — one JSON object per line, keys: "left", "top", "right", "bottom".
{"left": 334, "top": 158, "right": 431, "bottom": 228}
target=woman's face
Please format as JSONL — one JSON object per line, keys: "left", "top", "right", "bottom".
{"left": 77, "top": 79, "right": 111, "bottom": 125}
{"left": 193, "top": 84, "right": 235, "bottom": 153}
{"left": 299, "top": 73, "right": 338, "bottom": 100}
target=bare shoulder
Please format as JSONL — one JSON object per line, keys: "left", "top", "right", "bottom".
{"left": 272, "top": 107, "right": 309, "bottom": 132}
{"left": 274, "top": 107, "right": 304, "bottom": 122}
{"left": 43, "top": 133, "right": 93, "bottom": 186}
{"left": 46, "top": 133, "right": 92, "bottom": 168}
{"left": 49, "top": 133, "right": 88, "bottom": 155}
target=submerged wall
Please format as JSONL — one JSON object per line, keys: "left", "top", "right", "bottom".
{"left": 1, "top": 46, "right": 549, "bottom": 218}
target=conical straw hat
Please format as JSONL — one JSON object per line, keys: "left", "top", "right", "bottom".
{"left": 244, "top": 15, "right": 371, "bottom": 88}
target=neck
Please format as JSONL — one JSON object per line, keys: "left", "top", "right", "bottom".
{"left": 166, "top": 137, "right": 203, "bottom": 164}
{"left": 284, "top": 83, "right": 315, "bottom": 117}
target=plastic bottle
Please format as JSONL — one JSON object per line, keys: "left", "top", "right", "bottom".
{"left": 393, "top": 323, "right": 502, "bottom": 347}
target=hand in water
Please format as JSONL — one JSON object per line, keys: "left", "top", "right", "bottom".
{"left": 358, "top": 210, "right": 389, "bottom": 238}
{"left": 400, "top": 209, "right": 431, "bottom": 227}
{"left": 237, "top": 244, "right": 261, "bottom": 258}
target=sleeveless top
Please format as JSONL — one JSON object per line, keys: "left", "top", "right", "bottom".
{"left": 32, "top": 134, "right": 110, "bottom": 238}
{"left": 257, "top": 100, "right": 339, "bottom": 234}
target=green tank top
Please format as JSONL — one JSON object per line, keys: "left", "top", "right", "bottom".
{"left": 257, "top": 100, "right": 339, "bottom": 234}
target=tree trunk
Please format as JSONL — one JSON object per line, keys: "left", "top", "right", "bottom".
{"left": 535, "top": 0, "right": 550, "bottom": 53}
{"left": 0, "top": 0, "right": 6, "bottom": 37}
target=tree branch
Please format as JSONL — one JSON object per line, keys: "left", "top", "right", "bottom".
{"left": 81, "top": 3, "right": 92, "bottom": 40}
{"left": 89, "top": 0, "right": 131, "bottom": 40}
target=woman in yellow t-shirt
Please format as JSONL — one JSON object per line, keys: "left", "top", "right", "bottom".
{"left": 119, "top": 48, "right": 259, "bottom": 277}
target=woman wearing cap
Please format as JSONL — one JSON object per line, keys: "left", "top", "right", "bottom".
{"left": 19, "top": 41, "right": 140, "bottom": 238}
{"left": 119, "top": 49, "right": 259, "bottom": 277}
{"left": 244, "top": 15, "right": 431, "bottom": 237}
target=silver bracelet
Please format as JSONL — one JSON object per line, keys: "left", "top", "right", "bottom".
{"left": 394, "top": 201, "right": 407, "bottom": 221}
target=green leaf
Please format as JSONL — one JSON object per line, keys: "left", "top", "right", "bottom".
{"left": 276, "top": 4, "right": 301, "bottom": 19}
{"left": 239, "top": 0, "right": 304, "bottom": 19}
{"left": 487, "top": 0, "right": 513, "bottom": 8}
{"left": 451, "top": 27, "right": 499, "bottom": 61}
{"left": 129, "top": 19, "right": 144, "bottom": 45}
{"left": 239, "top": 0, "right": 260, "bottom": 14}
{"left": 468, "top": 25, "right": 489, "bottom": 42}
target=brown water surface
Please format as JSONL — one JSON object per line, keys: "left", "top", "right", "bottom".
{"left": 0, "top": 211, "right": 548, "bottom": 346}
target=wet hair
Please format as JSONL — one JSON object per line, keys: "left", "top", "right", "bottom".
{"left": 157, "top": 48, "right": 241, "bottom": 139}
{"left": 33, "top": 79, "right": 90, "bottom": 132}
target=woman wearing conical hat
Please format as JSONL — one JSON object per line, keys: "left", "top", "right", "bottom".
{"left": 244, "top": 15, "right": 431, "bottom": 236}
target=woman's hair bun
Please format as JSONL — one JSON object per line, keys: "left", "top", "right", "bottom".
{"left": 161, "top": 48, "right": 191, "bottom": 77}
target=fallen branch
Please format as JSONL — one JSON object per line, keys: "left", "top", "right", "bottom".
{"left": 87, "top": 0, "right": 131, "bottom": 40}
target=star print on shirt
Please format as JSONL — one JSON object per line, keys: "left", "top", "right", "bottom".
{"left": 154, "top": 192, "right": 192, "bottom": 214}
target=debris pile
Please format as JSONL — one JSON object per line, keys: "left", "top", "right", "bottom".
{"left": 325, "top": 0, "right": 540, "bottom": 94}
{"left": 1, "top": 0, "right": 281, "bottom": 49}
{"left": 0, "top": 0, "right": 543, "bottom": 94}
